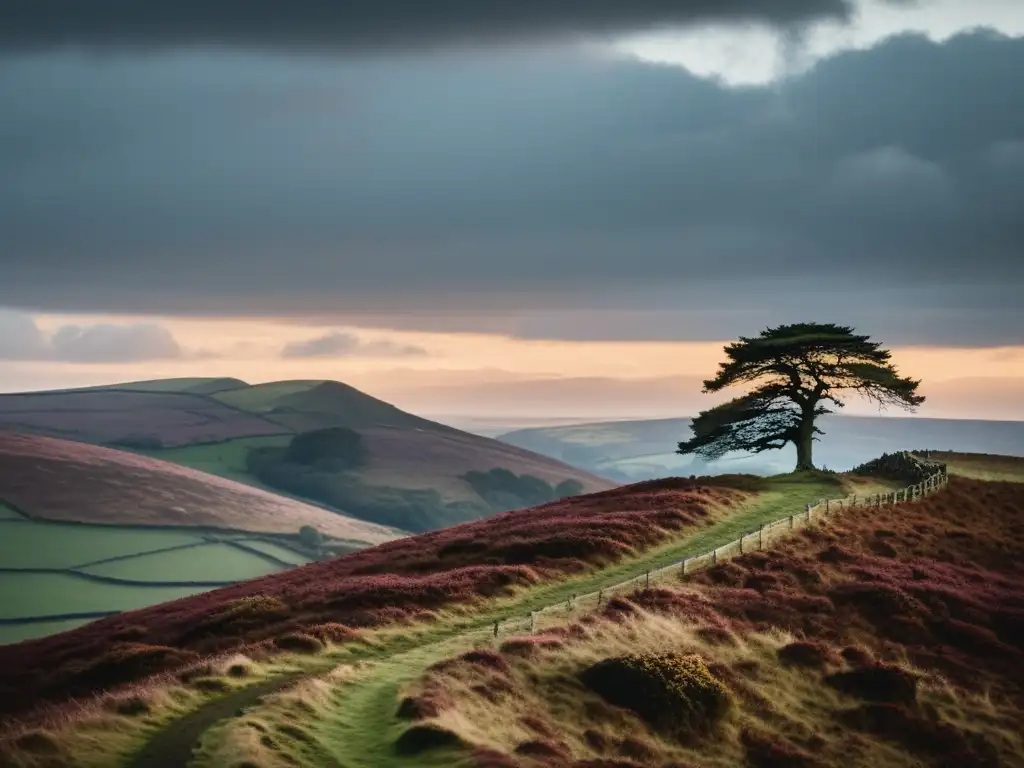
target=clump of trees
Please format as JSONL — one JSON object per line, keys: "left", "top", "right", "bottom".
{"left": 248, "top": 427, "right": 482, "bottom": 531}
{"left": 461, "top": 469, "right": 585, "bottom": 512}
{"left": 248, "top": 428, "right": 590, "bottom": 532}
{"left": 677, "top": 323, "right": 924, "bottom": 471}
{"left": 283, "top": 427, "right": 367, "bottom": 469}
{"left": 298, "top": 525, "right": 324, "bottom": 549}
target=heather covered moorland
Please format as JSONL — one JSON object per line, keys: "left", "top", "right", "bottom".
{"left": 0, "top": 465, "right": 905, "bottom": 768}
{"left": 0, "top": 475, "right": 751, "bottom": 721}
{"left": 376, "top": 473, "right": 1024, "bottom": 768}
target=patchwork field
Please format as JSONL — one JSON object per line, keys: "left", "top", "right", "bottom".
{"left": 0, "top": 431, "right": 398, "bottom": 543}
{"left": 131, "top": 435, "right": 293, "bottom": 485}
{"left": 0, "top": 511, "right": 316, "bottom": 645}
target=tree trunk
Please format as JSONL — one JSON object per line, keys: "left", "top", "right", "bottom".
{"left": 795, "top": 410, "right": 816, "bottom": 471}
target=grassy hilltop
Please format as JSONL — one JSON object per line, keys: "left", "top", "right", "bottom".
{"left": 1, "top": 452, "right": 1020, "bottom": 767}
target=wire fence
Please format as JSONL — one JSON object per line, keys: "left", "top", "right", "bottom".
{"left": 476, "top": 454, "right": 950, "bottom": 643}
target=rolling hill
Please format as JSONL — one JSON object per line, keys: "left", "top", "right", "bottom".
{"left": 0, "top": 453, "right": 1019, "bottom": 768}
{"left": 0, "top": 379, "right": 616, "bottom": 533}
{"left": 0, "top": 388, "right": 288, "bottom": 448}
{"left": 0, "top": 431, "right": 397, "bottom": 541}
{"left": 498, "top": 414, "right": 1024, "bottom": 482}
{"left": 0, "top": 431, "right": 399, "bottom": 646}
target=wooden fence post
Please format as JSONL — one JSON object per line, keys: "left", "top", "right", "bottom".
{"left": 645, "top": 571, "right": 650, "bottom": 589}
{"left": 739, "top": 534, "right": 743, "bottom": 555}
{"left": 759, "top": 523, "right": 764, "bottom": 549}
{"left": 493, "top": 620, "right": 499, "bottom": 638}
{"left": 597, "top": 589, "right": 603, "bottom": 607}
{"left": 712, "top": 548, "right": 717, "bottom": 566}
{"left": 789, "top": 514, "right": 794, "bottom": 530}
{"left": 682, "top": 558, "right": 688, "bottom": 576}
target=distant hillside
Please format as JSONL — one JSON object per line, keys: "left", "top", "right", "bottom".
{"left": 0, "top": 431, "right": 399, "bottom": 645}
{"left": 0, "top": 431, "right": 397, "bottom": 543}
{"left": 0, "top": 379, "right": 615, "bottom": 533}
{"left": 70, "top": 377, "right": 249, "bottom": 396}
{"left": 499, "top": 414, "right": 1024, "bottom": 481}
{"left": 0, "top": 389, "right": 287, "bottom": 447}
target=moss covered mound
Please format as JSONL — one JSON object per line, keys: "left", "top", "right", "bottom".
{"left": 580, "top": 652, "right": 732, "bottom": 737}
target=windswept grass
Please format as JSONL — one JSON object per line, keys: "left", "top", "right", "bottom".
{"left": 0, "top": 652, "right": 297, "bottom": 768}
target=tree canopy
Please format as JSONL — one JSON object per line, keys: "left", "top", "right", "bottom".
{"left": 676, "top": 323, "right": 925, "bottom": 470}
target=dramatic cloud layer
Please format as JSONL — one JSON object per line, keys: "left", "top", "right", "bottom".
{"left": 0, "top": 0, "right": 855, "bottom": 54}
{"left": 1, "top": 27, "right": 1021, "bottom": 345}
{"left": 0, "top": 311, "right": 182, "bottom": 363}
{"left": 281, "top": 331, "right": 428, "bottom": 358}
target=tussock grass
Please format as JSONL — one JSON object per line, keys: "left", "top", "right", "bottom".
{"left": 379, "top": 478, "right": 1024, "bottom": 768}
{"left": 396, "top": 603, "right": 1023, "bottom": 767}
{"left": 0, "top": 651, "right": 317, "bottom": 768}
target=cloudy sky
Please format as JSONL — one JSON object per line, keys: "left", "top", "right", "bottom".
{"left": 1, "top": 0, "right": 1022, "bottom": 421}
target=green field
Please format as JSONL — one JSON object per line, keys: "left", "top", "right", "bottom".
{"left": 212, "top": 380, "right": 322, "bottom": 411}
{"left": 0, "top": 522, "right": 207, "bottom": 569}
{"left": 0, "top": 503, "right": 25, "bottom": 520}
{"left": 0, "top": 572, "right": 211, "bottom": 621}
{"left": 80, "top": 542, "right": 298, "bottom": 582}
{"left": 233, "top": 538, "right": 313, "bottom": 566}
{"left": 136, "top": 435, "right": 291, "bottom": 485}
{"left": 0, "top": 618, "right": 94, "bottom": 645}
{"left": 0, "top": 518, "right": 311, "bottom": 646}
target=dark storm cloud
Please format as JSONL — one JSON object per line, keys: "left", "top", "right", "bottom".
{"left": 281, "top": 332, "right": 428, "bottom": 359}
{"left": 0, "top": 29, "right": 1022, "bottom": 344}
{"left": 0, "top": 0, "right": 855, "bottom": 54}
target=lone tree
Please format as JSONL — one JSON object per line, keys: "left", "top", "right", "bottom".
{"left": 677, "top": 323, "right": 924, "bottom": 471}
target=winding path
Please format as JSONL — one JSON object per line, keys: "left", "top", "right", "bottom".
{"left": 124, "top": 472, "right": 944, "bottom": 767}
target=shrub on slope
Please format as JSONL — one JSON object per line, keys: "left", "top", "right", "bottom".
{"left": 581, "top": 652, "right": 732, "bottom": 738}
